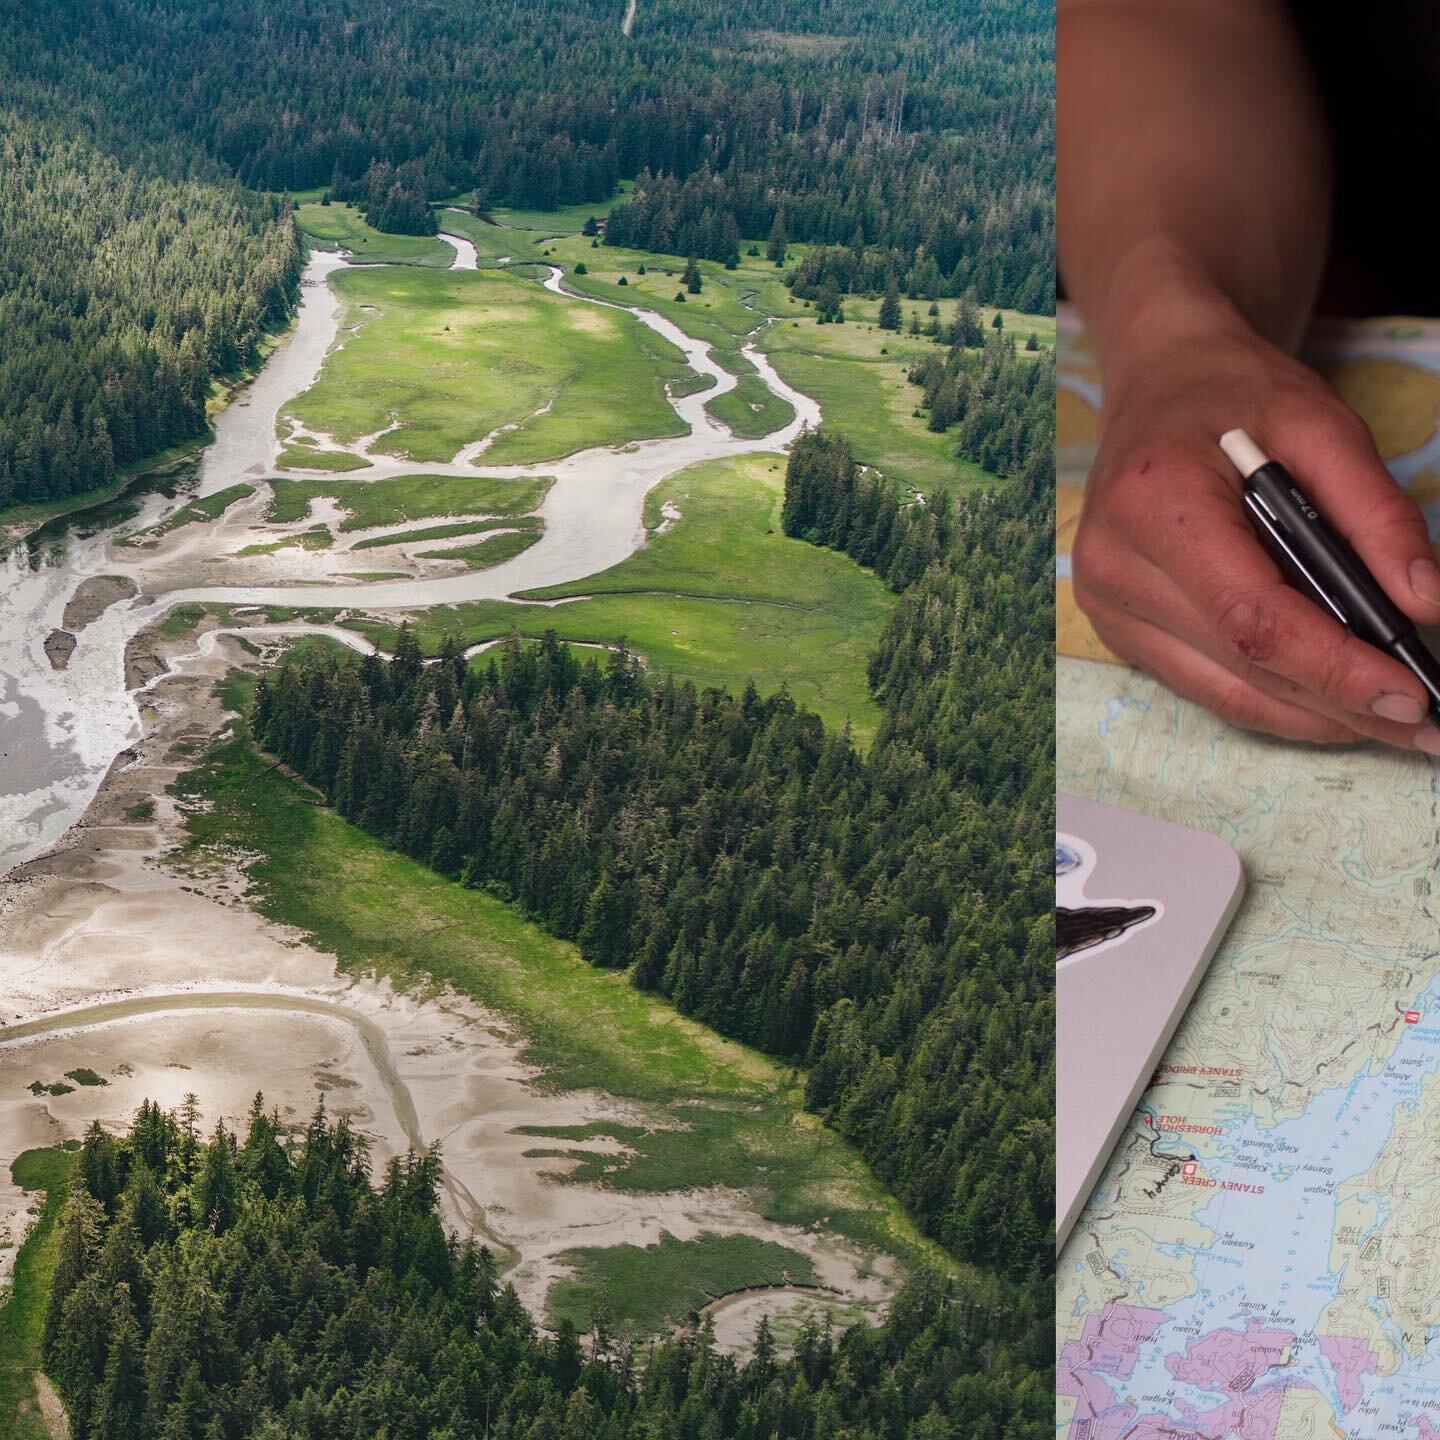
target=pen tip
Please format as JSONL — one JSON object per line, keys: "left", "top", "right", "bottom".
{"left": 1219, "top": 429, "right": 1269, "bottom": 479}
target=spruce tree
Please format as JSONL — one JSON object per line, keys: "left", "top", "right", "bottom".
{"left": 766, "top": 210, "right": 788, "bottom": 265}
{"left": 878, "top": 279, "right": 902, "bottom": 331}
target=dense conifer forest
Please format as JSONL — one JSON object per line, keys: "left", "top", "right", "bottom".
{"left": 5, "top": 0, "right": 1051, "bottom": 297}
{"left": 0, "top": 112, "right": 301, "bottom": 509}
{"left": 0, "top": 0, "right": 1050, "bottom": 509}
{"left": 42, "top": 1098, "right": 1048, "bottom": 1440}
{"left": 252, "top": 427, "right": 1054, "bottom": 1286}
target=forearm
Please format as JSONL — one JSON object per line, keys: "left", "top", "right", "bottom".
{"left": 1058, "top": 0, "right": 1330, "bottom": 375}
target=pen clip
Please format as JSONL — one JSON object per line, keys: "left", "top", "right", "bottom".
{"left": 1242, "top": 490, "right": 1350, "bottom": 628}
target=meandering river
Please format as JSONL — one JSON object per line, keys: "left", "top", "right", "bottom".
{"left": 0, "top": 235, "right": 818, "bottom": 876}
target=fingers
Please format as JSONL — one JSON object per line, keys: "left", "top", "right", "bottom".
{"left": 1097, "top": 610, "right": 1368, "bottom": 746}
{"left": 1078, "top": 546, "right": 1440, "bottom": 750}
{"left": 1263, "top": 409, "right": 1440, "bottom": 625}
{"left": 1113, "top": 473, "right": 1436, "bottom": 723}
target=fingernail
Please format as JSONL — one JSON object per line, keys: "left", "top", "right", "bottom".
{"left": 1415, "top": 726, "right": 1440, "bottom": 757}
{"left": 1411, "top": 558, "right": 1440, "bottom": 605}
{"left": 1373, "top": 692, "right": 1426, "bottom": 724}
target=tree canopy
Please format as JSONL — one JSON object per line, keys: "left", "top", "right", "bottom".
{"left": 42, "top": 1096, "right": 1049, "bottom": 1440}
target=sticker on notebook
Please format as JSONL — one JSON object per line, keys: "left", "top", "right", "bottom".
{"left": 1056, "top": 831, "right": 1163, "bottom": 962}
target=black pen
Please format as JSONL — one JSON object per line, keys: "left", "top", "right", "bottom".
{"left": 1219, "top": 428, "right": 1440, "bottom": 722}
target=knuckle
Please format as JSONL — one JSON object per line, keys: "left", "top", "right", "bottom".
{"left": 1320, "top": 406, "right": 1373, "bottom": 448}
{"left": 1309, "top": 641, "right": 1354, "bottom": 703}
{"left": 1366, "top": 488, "right": 1425, "bottom": 541}
{"left": 1072, "top": 526, "right": 1125, "bottom": 600}
{"left": 1212, "top": 591, "right": 1281, "bottom": 665}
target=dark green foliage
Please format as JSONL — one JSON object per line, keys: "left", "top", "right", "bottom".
{"left": 0, "top": 112, "right": 300, "bottom": 509}
{"left": 907, "top": 332, "right": 1056, "bottom": 472}
{"left": 684, "top": 255, "right": 703, "bottom": 294}
{"left": 878, "top": 280, "right": 902, "bottom": 331}
{"left": 41, "top": 1098, "right": 1049, "bottom": 1439}
{"left": 340, "top": 159, "right": 438, "bottom": 236}
{"left": 5, "top": 1, "right": 1049, "bottom": 288}
{"left": 766, "top": 212, "right": 788, "bottom": 266}
{"left": 784, "top": 429, "right": 1054, "bottom": 1281}
{"left": 251, "top": 427, "right": 1054, "bottom": 1286}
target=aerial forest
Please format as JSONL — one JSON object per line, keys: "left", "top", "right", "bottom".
{"left": 41, "top": 1099, "right": 1047, "bottom": 1439}
{"left": 0, "top": 0, "right": 1052, "bottom": 510}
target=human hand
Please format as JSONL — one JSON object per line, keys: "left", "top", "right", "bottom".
{"left": 1072, "top": 326, "right": 1440, "bottom": 748}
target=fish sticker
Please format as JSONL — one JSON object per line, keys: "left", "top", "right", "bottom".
{"left": 1056, "top": 831, "right": 1162, "bottom": 962}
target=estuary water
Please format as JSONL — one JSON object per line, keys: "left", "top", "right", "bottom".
{"left": 0, "top": 238, "right": 818, "bottom": 875}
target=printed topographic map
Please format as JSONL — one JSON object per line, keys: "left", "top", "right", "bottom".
{"left": 1058, "top": 309, "right": 1440, "bottom": 1438}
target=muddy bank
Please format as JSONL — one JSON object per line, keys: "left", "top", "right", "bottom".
{"left": 62, "top": 575, "right": 138, "bottom": 632}
{"left": 0, "top": 642, "right": 891, "bottom": 1343}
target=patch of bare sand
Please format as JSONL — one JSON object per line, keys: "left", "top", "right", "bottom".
{"left": 33, "top": 1372, "right": 70, "bottom": 1439}
{"left": 61, "top": 575, "right": 138, "bottom": 632}
{"left": 0, "top": 640, "right": 892, "bottom": 1346}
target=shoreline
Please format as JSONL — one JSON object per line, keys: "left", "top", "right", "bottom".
{"left": 0, "top": 617, "right": 895, "bottom": 1344}
{"left": 0, "top": 285, "right": 304, "bottom": 546}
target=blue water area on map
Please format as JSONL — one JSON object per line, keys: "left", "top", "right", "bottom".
{"left": 1097, "top": 696, "right": 1147, "bottom": 739}
{"left": 1109, "top": 967, "right": 1440, "bottom": 1424}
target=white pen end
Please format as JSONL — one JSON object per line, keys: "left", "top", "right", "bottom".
{"left": 1219, "top": 428, "right": 1270, "bottom": 479}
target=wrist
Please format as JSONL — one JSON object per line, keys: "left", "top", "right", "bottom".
{"left": 1086, "top": 237, "right": 1261, "bottom": 381}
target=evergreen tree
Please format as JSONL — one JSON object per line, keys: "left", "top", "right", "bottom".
{"left": 766, "top": 210, "right": 788, "bottom": 266}
{"left": 878, "top": 279, "right": 902, "bottom": 331}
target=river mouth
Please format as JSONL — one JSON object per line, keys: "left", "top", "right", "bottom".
{"left": 0, "top": 236, "right": 816, "bottom": 876}
{"left": 0, "top": 225, "right": 895, "bottom": 1348}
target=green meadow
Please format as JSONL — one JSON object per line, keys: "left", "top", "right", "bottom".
{"left": 275, "top": 445, "right": 372, "bottom": 472}
{"left": 346, "top": 453, "right": 893, "bottom": 740}
{"left": 0, "top": 1148, "right": 73, "bottom": 1440}
{"left": 544, "top": 1232, "right": 819, "bottom": 1336}
{"left": 283, "top": 266, "right": 694, "bottom": 465}
{"left": 704, "top": 375, "right": 795, "bottom": 438}
{"left": 297, "top": 200, "right": 453, "bottom": 267}
{"left": 350, "top": 516, "right": 541, "bottom": 550}
{"left": 484, "top": 179, "right": 633, "bottom": 234}
{"left": 523, "top": 230, "right": 1048, "bottom": 493}
{"left": 266, "top": 472, "right": 550, "bottom": 531}
{"left": 416, "top": 528, "right": 539, "bottom": 571}
{"left": 172, "top": 676, "right": 935, "bottom": 1331}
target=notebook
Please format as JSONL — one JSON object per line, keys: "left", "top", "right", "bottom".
{"left": 1056, "top": 792, "right": 1245, "bottom": 1247}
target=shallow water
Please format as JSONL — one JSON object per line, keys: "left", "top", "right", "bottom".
{"left": 0, "top": 240, "right": 816, "bottom": 876}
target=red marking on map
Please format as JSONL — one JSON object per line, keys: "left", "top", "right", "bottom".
{"left": 1165, "top": 1320, "right": 1296, "bottom": 1393}
{"left": 1319, "top": 1335, "right": 1378, "bottom": 1415}
{"left": 1407, "top": 1010, "right": 1422, "bottom": 1024}
{"left": 1409, "top": 1416, "right": 1440, "bottom": 1440}
{"left": 1183, "top": 1161, "right": 1197, "bottom": 1176}
{"left": 1057, "top": 1305, "right": 1168, "bottom": 1439}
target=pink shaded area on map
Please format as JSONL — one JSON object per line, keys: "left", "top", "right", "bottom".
{"left": 1409, "top": 1418, "right": 1440, "bottom": 1440}
{"left": 1057, "top": 1304, "right": 1169, "bottom": 1439}
{"left": 1120, "top": 1384, "right": 1290, "bottom": 1440}
{"left": 1059, "top": 1308, "right": 1315, "bottom": 1440}
{"left": 1165, "top": 1319, "right": 1296, "bottom": 1392}
{"left": 1319, "top": 1334, "right": 1378, "bottom": 1415}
